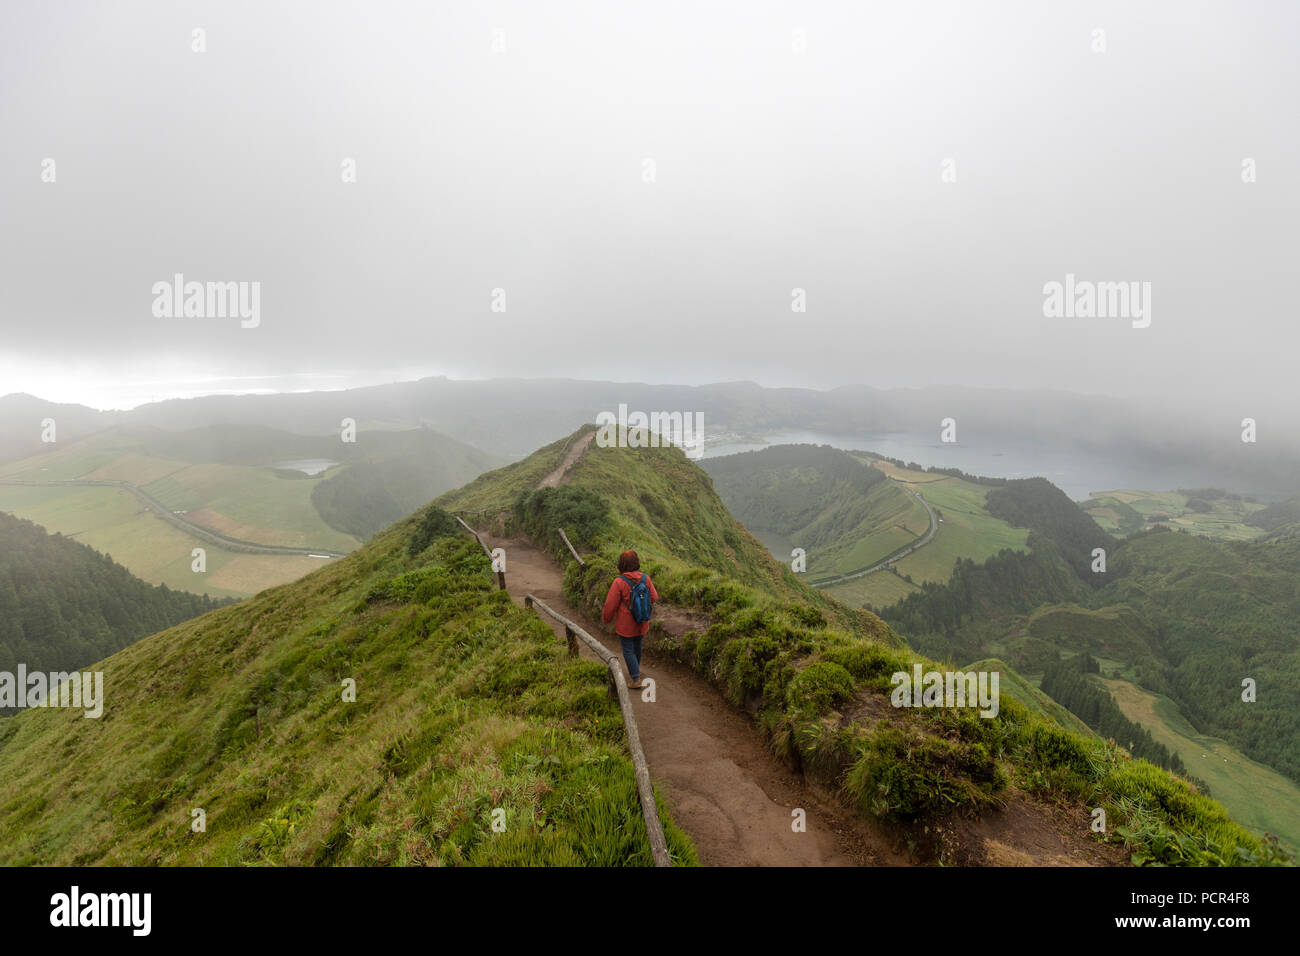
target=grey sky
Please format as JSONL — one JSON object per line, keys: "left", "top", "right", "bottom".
{"left": 1, "top": 0, "right": 1297, "bottom": 417}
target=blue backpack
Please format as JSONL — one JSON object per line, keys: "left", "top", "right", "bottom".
{"left": 621, "top": 573, "right": 653, "bottom": 624}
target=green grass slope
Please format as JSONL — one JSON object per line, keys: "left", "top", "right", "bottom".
{"left": 964, "top": 657, "right": 1093, "bottom": 737}
{"left": 0, "top": 508, "right": 696, "bottom": 866}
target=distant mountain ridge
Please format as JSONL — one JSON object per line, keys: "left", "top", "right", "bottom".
{"left": 5, "top": 378, "right": 1298, "bottom": 496}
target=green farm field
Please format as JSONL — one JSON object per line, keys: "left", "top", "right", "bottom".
{"left": 1083, "top": 489, "right": 1266, "bottom": 540}
{"left": 827, "top": 458, "right": 1030, "bottom": 609}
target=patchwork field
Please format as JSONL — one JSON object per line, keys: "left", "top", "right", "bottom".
{"left": 1083, "top": 489, "right": 1266, "bottom": 540}
{"left": 140, "top": 463, "right": 356, "bottom": 552}
{"left": 0, "top": 432, "right": 359, "bottom": 598}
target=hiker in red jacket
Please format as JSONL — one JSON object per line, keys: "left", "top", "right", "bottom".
{"left": 602, "top": 549, "right": 658, "bottom": 689}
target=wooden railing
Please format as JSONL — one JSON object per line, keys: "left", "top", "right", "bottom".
{"left": 525, "top": 594, "right": 672, "bottom": 868}
{"left": 557, "top": 527, "right": 586, "bottom": 566}
{"left": 454, "top": 515, "right": 506, "bottom": 590}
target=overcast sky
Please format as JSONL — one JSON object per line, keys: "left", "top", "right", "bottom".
{"left": 1, "top": 0, "right": 1297, "bottom": 414}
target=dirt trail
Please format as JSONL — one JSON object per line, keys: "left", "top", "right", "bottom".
{"left": 478, "top": 526, "right": 905, "bottom": 866}
{"left": 538, "top": 431, "right": 596, "bottom": 488}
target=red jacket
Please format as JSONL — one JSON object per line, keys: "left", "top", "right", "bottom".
{"left": 602, "top": 571, "right": 658, "bottom": 637}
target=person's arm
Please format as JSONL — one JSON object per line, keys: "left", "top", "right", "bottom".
{"left": 648, "top": 576, "right": 660, "bottom": 602}
{"left": 602, "top": 578, "right": 623, "bottom": 624}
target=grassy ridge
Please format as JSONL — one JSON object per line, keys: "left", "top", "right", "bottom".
{"left": 470, "top": 427, "right": 1283, "bottom": 865}
{"left": 0, "top": 516, "right": 696, "bottom": 866}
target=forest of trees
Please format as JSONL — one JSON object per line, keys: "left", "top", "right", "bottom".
{"left": 0, "top": 513, "right": 227, "bottom": 700}
{"left": 984, "top": 478, "right": 1116, "bottom": 581}
{"left": 1246, "top": 495, "right": 1300, "bottom": 532}
{"left": 881, "top": 536, "right": 1087, "bottom": 659}
{"left": 1039, "top": 654, "right": 1187, "bottom": 776}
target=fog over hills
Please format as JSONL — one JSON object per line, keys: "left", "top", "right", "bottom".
{"left": 5, "top": 374, "right": 1297, "bottom": 499}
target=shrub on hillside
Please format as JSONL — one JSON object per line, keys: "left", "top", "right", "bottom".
{"left": 787, "top": 661, "right": 855, "bottom": 715}
{"left": 514, "top": 486, "right": 612, "bottom": 550}
{"left": 408, "top": 505, "right": 459, "bottom": 556}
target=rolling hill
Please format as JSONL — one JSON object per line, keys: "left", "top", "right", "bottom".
{"left": 700, "top": 446, "right": 1032, "bottom": 609}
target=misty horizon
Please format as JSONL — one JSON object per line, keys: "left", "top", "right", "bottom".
{"left": 4, "top": 0, "right": 1298, "bottom": 426}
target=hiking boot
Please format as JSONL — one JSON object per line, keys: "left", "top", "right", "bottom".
{"left": 628, "top": 677, "right": 644, "bottom": 689}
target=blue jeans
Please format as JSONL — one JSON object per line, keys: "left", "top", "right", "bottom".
{"left": 619, "top": 635, "right": 643, "bottom": 681}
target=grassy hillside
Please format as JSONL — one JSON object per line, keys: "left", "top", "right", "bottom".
{"left": 0, "top": 507, "right": 695, "bottom": 866}
{"left": 446, "top": 426, "right": 1283, "bottom": 866}
{"left": 831, "top": 458, "right": 1032, "bottom": 606}
{"left": 0, "top": 482, "right": 305, "bottom": 599}
{"left": 700, "top": 444, "right": 894, "bottom": 570}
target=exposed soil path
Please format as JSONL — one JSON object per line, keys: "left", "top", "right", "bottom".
{"left": 477, "top": 526, "right": 906, "bottom": 866}
{"left": 538, "top": 431, "right": 596, "bottom": 488}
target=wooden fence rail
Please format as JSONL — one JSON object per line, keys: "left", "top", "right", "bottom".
{"left": 525, "top": 593, "right": 672, "bottom": 868}
{"left": 454, "top": 516, "right": 506, "bottom": 590}
{"left": 557, "top": 527, "right": 586, "bottom": 566}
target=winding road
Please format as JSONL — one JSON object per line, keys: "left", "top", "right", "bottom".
{"left": 808, "top": 484, "right": 938, "bottom": 589}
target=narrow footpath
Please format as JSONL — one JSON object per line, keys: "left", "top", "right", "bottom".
{"left": 476, "top": 526, "right": 906, "bottom": 866}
